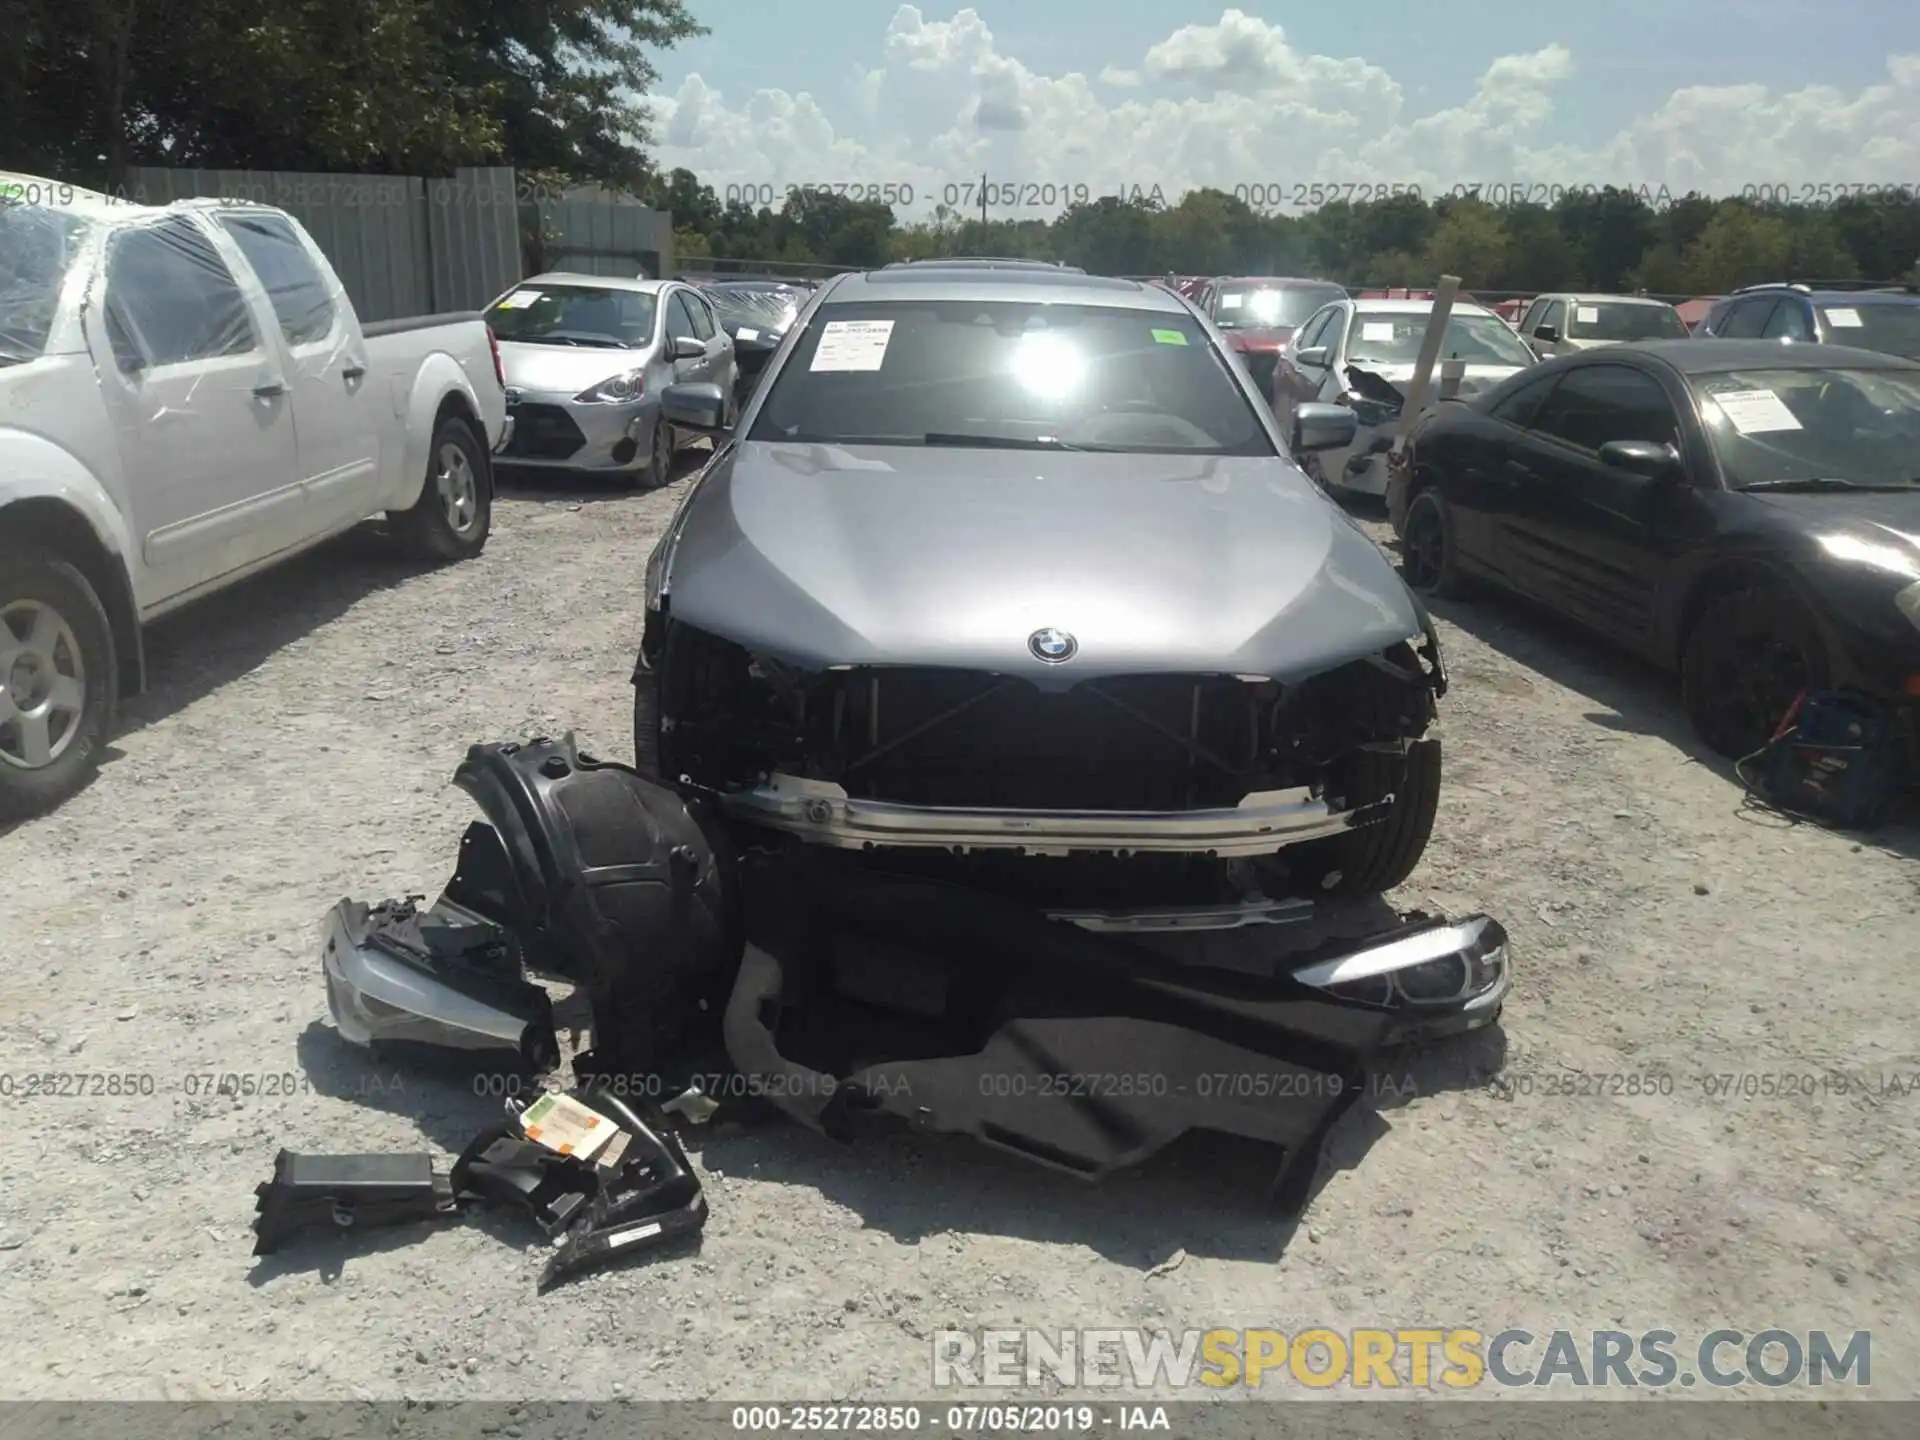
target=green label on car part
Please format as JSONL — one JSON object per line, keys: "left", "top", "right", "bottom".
{"left": 1151, "top": 329, "right": 1188, "bottom": 345}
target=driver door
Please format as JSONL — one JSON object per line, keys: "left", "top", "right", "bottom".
{"left": 1495, "top": 362, "right": 1691, "bottom": 647}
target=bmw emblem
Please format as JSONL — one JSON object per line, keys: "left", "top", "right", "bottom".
{"left": 1028, "top": 627, "right": 1077, "bottom": 663}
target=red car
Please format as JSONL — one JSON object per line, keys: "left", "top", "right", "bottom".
{"left": 1198, "top": 276, "right": 1350, "bottom": 395}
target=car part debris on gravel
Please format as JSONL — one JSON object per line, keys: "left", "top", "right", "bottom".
{"left": 317, "top": 733, "right": 1511, "bottom": 1215}
{"left": 251, "top": 1086, "right": 709, "bottom": 1287}
{"left": 251, "top": 1150, "right": 458, "bottom": 1256}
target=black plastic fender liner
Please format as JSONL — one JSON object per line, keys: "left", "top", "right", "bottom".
{"left": 444, "top": 734, "right": 740, "bottom": 1069}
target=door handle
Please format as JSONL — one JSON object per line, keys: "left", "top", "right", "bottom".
{"left": 252, "top": 380, "right": 286, "bottom": 399}
{"left": 342, "top": 363, "right": 367, "bottom": 381}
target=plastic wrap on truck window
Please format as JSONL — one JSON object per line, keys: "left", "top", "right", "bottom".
{"left": 0, "top": 200, "right": 92, "bottom": 367}
{"left": 3, "top": 180, "right": 356, "bottom": 426}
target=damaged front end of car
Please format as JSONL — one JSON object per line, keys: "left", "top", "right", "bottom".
{"left": 640, "top": 613, "right": 1447, "bottom": 877}
{"left": 320, "top": 728, "right": 1504, "bottom": 1207}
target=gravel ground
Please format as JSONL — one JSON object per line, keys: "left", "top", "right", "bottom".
{"left": 2, "top": 458, "right": 1917, "bottom": 1403}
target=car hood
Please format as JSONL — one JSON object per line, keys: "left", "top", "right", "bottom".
{"left": 1345, "top": 360, "right": 1526, "bottom": 398}
{"left": 499, "top": 341, "right": 654, "bottom": 395}
{"left": 1747, "top": 491, "right": 1920, "bottom": 569}
{"left": 660, "top": 442, "right": 1427, "bottom": 687}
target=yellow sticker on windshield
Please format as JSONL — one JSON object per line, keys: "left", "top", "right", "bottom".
{"left": 1152, "top": 329, "right": 1188, "bottom": 346}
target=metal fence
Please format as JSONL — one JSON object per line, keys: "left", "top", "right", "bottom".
{"left": 527, "top": 188, "right": 674, "bottom": 280}
{"left": 124, "top": 165, "right": 523, "bottom": 323}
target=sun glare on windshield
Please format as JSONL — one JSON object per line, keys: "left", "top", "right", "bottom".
{"left": 1010, "top": 331, "right": 1085, "bottom": 399}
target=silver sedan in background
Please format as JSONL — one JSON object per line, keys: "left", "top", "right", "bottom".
{"left": 485, "top": 274, "right": 736, "bottom": 487}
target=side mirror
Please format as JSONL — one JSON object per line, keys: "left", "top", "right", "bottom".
{"left": 660, "top": 380, "right": 728, "bottom": 432}
{"left": 1291, "top": 402, "right": 1359, "bottom": 453}
{"left": 1598, "top": 439, "right": 1682, "bottom": 480}
{"left": 1293, "top": 345, "right": 1331, "bottom": 369}
{"left": 670, "top": 335, "right": 705, "bottom": 361}
{"left": 1532, "top": 324, "right": 1560, "bottom": 344}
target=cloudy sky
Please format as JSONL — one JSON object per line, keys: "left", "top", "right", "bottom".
{"left": 641, "top": 2, "right": 1920, "bottom": 216}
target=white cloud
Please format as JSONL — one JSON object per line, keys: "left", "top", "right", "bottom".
{"left": 641, "top": 5, "right": 1920, "bottom": 216}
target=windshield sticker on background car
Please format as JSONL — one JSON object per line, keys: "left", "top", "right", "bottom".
{"left": 1151, "top": 328, "right": 1189, "bottom": 346}
{"left": 1220, "top": 293, "right": 1243, "bottom": 308}
{"left": 1824, "top": 308, "right": 1863, "bottom": 327}
{"left": 495, "top": 290, "right": 542, "bottom": 309}
{"left": 1576, "top": 306, "right": 1600, "bottom": 323}
{"left": 736, "top": 327, "right": 759, "bottom": 341}
{"left": 810, "top": 319, "right": 894, "bottom": 371}
{"left": 1360, "top": 321, "right": 1398, "bottom": 342}
{"left": 1712, "top": 388, "right": 1803, "bottom": 434}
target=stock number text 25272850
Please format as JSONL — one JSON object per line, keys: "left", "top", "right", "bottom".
{"left": 1234, "top": 182, "right": 1422, "bottom": 209}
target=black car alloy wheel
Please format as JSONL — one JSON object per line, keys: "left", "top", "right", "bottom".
{"left": 1399, "top": 492, "right": 1461, "bottom": 596}
{"left": 1682, "top": 587, "right": 1829, "bottom": 760}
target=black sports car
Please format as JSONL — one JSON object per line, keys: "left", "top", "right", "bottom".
{"left": 697, "top": 280, "right": 804, "bottom": 401}
{"left": 1384, "top": 339, "right": 1920, "bottom": 762}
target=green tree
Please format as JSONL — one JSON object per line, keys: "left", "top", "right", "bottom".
{"left": 0, "top": 0, "right": 703, "bottom": 186}
{"left": 1420, "top": 200, "right": 1511, "bottom": 287}
{"left": 1497, "top": 203, "right": 1580, "bottom": 290}
{"left": 1050, "top": 196, "right": 1162, "bottom": 275}
{"left": 1556, "top": 187, "right": 1659, "bottom": 290}
{"left": 1681, "top": 205, "right": 1795, "bottom": 291}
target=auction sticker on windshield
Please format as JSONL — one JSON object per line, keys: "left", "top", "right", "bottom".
{"left": 1361, "top": 321, "right": 1398, "bottom": 342}
{"left": 1825, "top": 308, "right": 1863, "bottom": 327}
{"left": 495, "top": 290, "right": 542, "bottom": 309}
{"left": 736, "top": 327, "right": 760, "bottom": 341}
{"left": 1220, "top": 293, "right": 1243, "bottom": 308}
{"left": 812, "top": 319, "right": 893, "bottom": 371}
{"left": 1151, "top": 328, "right": 1188, "bottom": 345}
{"left": 1712, "top": 388, "right": 1802, "bottom": 434}
{"left": 1576, "top": 306, "right": 1600, "bottom": 323}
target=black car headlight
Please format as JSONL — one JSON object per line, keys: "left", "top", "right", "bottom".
{"left": 1291, "top": 916, "right": 1509, "bottom": 1009}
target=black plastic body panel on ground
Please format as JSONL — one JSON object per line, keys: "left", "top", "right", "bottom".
{"left": 722, "top": 852, "right": 1396, "bottom": 1213}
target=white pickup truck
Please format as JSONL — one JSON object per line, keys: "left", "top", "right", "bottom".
{"left": 0, "top": 176, "right": 512, "bottom": 819}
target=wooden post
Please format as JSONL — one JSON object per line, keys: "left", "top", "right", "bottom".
{"left": 1392, "top": 274, "right": 1461, "bottom": 449}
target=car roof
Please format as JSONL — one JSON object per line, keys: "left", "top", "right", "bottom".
{"left": 1350, "top": 297, "right": 1498, "bottom": 317}
{"left": 1729, "top": 284, "right": 1920, "bottom": 303}
{"left": 822, "top": 268, "right": 1180, "bottom": 310}
{"left": 1535, "top": 292, "right": 1678, "bottom": 306}
{"left": 517, "top": 272, "right": 670, "bottom": 294}
{"left": 1215, "top": 276, "right": 1345, "bottom": 289}
{"left": 1550, "top": 338, "right": 1920, "bottom": 374}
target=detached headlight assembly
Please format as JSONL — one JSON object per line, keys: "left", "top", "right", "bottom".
{"left": 1291, "top": 915, "right": 1510, "bottom": 1009}
{"left": 1897, "top": 580, "right": 1920, "bottom": 634}
{"left": 576, "top": 369, "right": 646, "bottom": 404}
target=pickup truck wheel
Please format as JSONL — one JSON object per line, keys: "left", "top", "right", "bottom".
{"left": 390, "top": 417, "right": 491, "bottom": 562}
{"left": 0, "top": 551, "right": 117, "bottom": 823}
